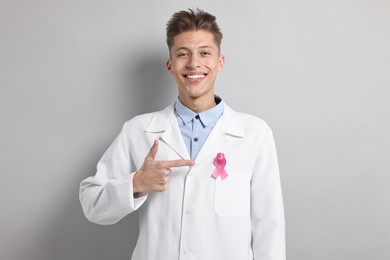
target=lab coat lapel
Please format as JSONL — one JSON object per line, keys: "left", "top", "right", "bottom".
{"left": 145, "top": 104, "right": 189, "bottom": 160}
{"left": 160, "top": 123, "right": 189, "bottom": 160}
{"left": 194, "top": 104, "right": 245, "bottom": 165}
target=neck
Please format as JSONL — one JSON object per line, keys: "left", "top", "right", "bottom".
{"left": 178, "top": 94, "right": 217, "bottom": 114}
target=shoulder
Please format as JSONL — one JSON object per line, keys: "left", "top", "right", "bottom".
{"left": 123, "top": 104, "right": 173, "bottom": 130}
{"left": 224, "top": 103, "right": 272, "bottom": 133}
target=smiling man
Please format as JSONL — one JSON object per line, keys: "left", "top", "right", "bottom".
{"left": 80, "top": 8, "right": 286, "bottom": 260}
{"left": 167, "top": 30, "right": 224, "bottom": 114}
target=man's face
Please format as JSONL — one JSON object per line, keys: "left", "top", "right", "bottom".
{"left": 167, "top": 30, "right": 224, "bottom": 102}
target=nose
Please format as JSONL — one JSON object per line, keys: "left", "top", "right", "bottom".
{"left": 186, "top": 56, "right": 200, "bottom": 69}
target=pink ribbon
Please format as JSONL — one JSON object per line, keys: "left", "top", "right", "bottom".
{"left": 212, "top": 153, "right": 228, "bottom": 180}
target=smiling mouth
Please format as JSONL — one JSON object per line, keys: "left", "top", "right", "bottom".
{"left": 182, "top": 73, "right": 207, "bottom": 79}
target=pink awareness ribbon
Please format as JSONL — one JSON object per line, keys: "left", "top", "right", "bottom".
{"left": 212, "top": 153, "right": 228, "bottom": 180}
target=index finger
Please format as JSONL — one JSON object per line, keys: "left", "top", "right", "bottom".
{"left": 145, "top": 140, "right": 159, "bottom": 160}
{"left": 161, "top": 159, "right": 195, "bottom": 168}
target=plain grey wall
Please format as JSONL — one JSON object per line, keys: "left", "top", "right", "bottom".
{"left": 1, "top": 0, "right": 389, "bottom": 259}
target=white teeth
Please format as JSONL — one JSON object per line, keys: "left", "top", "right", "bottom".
{"left": 185, "top": 74, "right": 206, "bottom": 79}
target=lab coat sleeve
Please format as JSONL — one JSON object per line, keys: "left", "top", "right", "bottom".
{"left": 79, "top": 122, "right": 147, "bottom": 225}
{"left": 251, "top": 124, "right": 286, "bottom": 259}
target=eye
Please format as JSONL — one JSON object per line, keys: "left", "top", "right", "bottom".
{"left": 201, "top": 51, "right": 211, "bottom": 56}
{"left": 177, "top": 53, "right": 189, "bottom": 57}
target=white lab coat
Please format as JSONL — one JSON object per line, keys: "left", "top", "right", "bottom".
{"left": 80, "top": 102, "right": 286, "bottom": 260}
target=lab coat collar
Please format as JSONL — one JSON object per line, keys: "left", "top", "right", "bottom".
{"left": 145, "top": 102, "right": 245, "bottom": 162}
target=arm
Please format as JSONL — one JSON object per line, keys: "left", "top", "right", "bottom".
{"left": 79, "top": 122, "right": 194, "bottom": 225}
{"left": 79, "top": 122, "right": 147, "bottom": 225}
{"left": 251, "top": 125, "right": 286, "bottom": 259}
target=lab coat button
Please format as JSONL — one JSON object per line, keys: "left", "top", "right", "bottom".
{"left": 186, "top": 210, "right": 191, "bottom": 214}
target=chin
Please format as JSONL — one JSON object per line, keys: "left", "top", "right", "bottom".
{"left": 185, "top": 87, "right": 208, "bottom": 96}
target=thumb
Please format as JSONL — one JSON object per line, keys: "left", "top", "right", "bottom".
{"left": 146, "top": 140, "right": 159, "bottom": 160}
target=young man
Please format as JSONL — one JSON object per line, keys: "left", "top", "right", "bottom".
{"left": 80, "top": 9, "right": 286, "bottom": 260}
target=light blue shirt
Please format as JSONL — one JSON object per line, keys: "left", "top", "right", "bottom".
{"left": 174, "top": 96, "right": 224, "bottom": 160}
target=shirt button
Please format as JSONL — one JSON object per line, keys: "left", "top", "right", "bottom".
{"left": 194, "top": 137, "right": 198, "bottom": 142}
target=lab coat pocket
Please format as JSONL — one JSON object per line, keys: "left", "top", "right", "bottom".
{"left": 214, "top": 173, "right": 251, "bottom": 217}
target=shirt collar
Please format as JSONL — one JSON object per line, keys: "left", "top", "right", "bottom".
{"left": 174, "top": 96, "right": 224, "bottom": 127}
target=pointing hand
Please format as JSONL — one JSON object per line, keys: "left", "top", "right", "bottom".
{"left": 133, "top": 140, "right": 195, "bottom": 193}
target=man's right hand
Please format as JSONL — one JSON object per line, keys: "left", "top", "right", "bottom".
{"left": 133, "top": 140, "right": 195, "bottom": 193}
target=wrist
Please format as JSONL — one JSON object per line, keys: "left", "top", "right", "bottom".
{"left": 133, "top": 171, "right": 142, "bottom": 194}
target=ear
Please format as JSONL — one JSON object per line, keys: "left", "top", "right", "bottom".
{"left": 166, "top": 59, "right": 173, "bottom": 74}
{"left": 217, "top": 55, "right": 225, "bottom": 72}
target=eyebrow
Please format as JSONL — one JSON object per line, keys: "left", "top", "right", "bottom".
{"left": 199, "top": 45, "right": 213, "bottom": 50}
{"left": 174, "top": 45, "right": 214, "bottom": 52}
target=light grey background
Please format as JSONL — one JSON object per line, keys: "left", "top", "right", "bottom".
{"left": 1, "top": 0, "right": 389, "bottom": 259}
